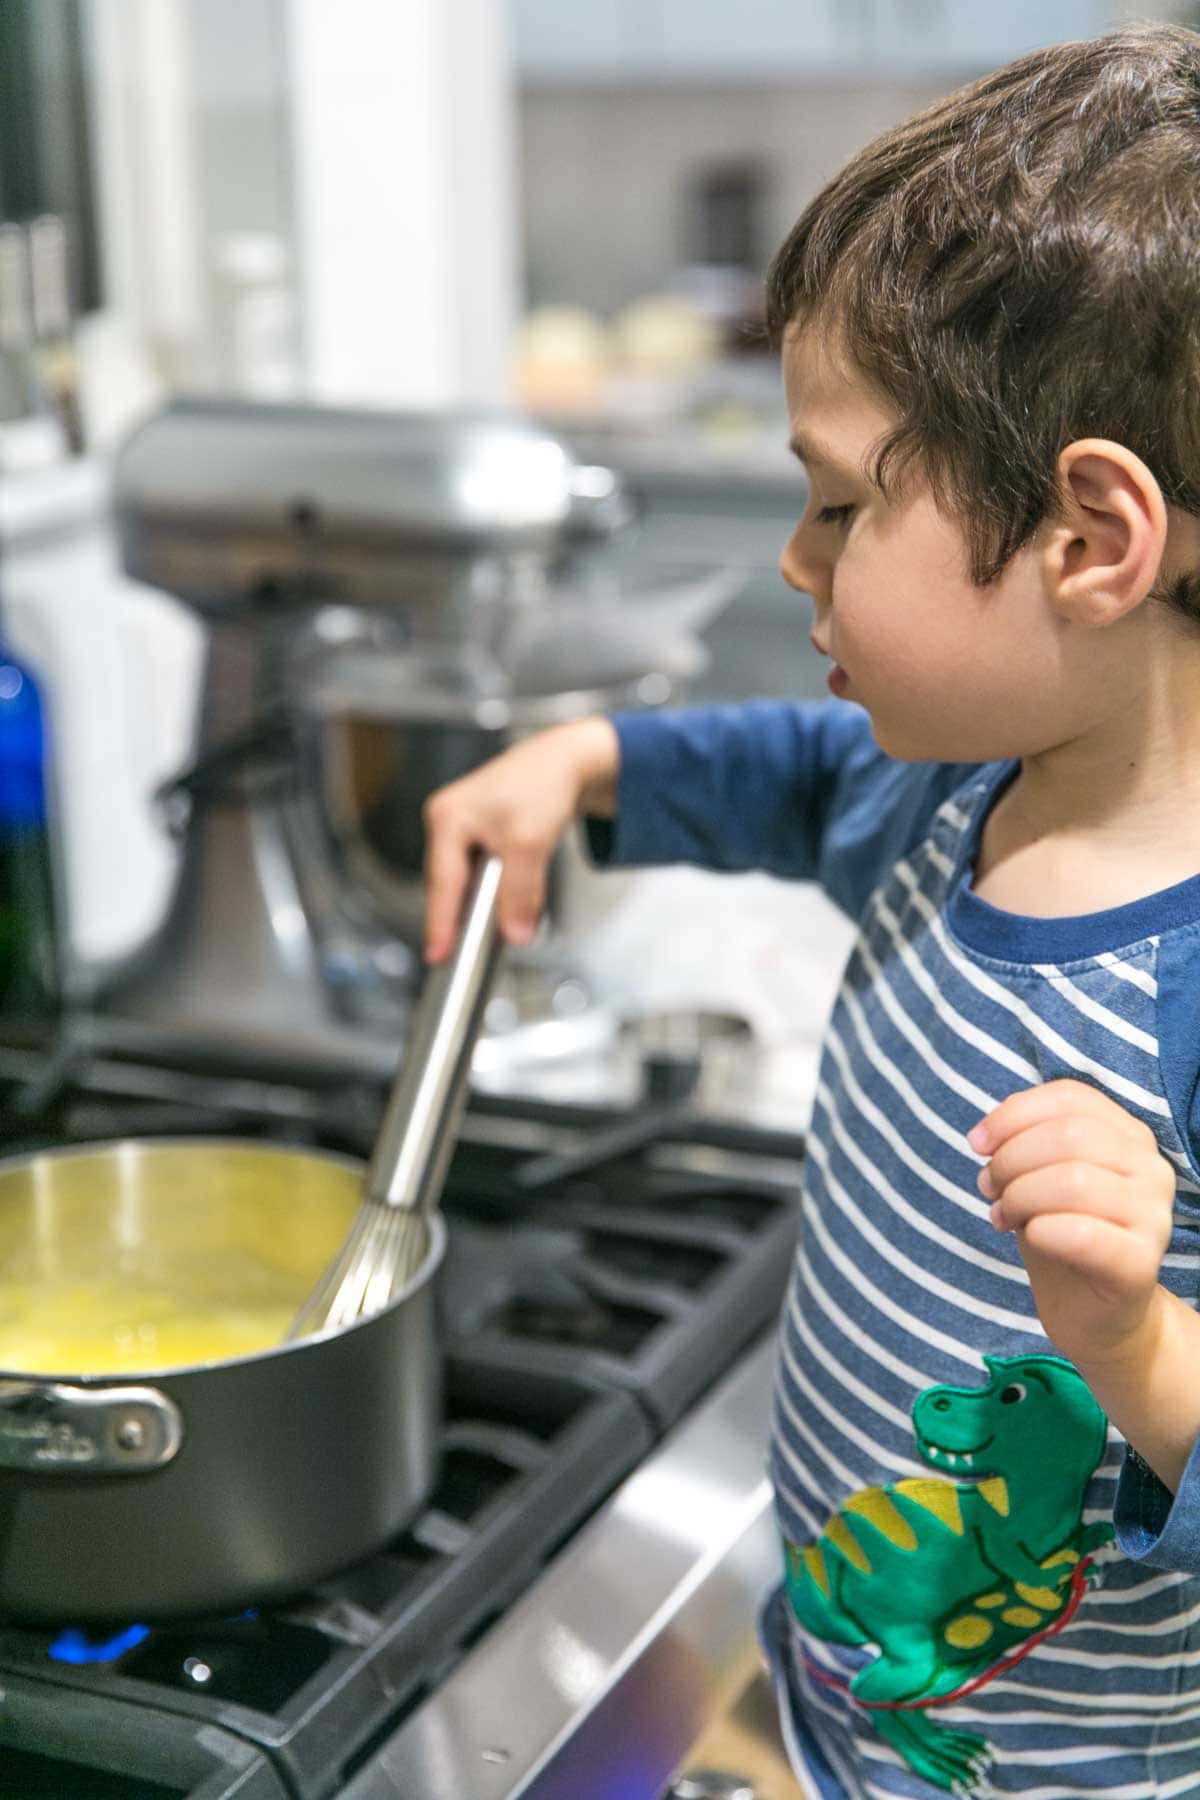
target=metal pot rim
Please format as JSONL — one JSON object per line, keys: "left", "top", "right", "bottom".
{"left": 0, "top": 1136, "right": 447, "bottom": 1385}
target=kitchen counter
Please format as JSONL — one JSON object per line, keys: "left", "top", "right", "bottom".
{"left": 533, "top": 356, "right": 798, "bottom": 500}
{"left": 477, "top": 862, "right": 854, "bottom": 1137}
{"left": 548, "top": 418, "right": 800, "bottom": 498}
{"left": 0, "top": 453, "right": 110, "bottom": 546}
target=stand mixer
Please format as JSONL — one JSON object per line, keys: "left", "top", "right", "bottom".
{"left": 100, "top": 399, "right": 725, "bottom": 1081}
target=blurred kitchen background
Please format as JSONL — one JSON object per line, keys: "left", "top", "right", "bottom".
{"left": 1, "top": 0, "right": 1193, "bottom": 1084}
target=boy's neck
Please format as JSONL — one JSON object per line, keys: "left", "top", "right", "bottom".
{"left": 974, "top": 645, "right": 1200, "bottom": 917}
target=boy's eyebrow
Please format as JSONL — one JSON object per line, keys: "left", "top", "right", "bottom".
{"left": 789, "top": 429, "right": 835, "bottom": 465}
{"left": 788, "top": 429, "right": 868, "bottom": 480}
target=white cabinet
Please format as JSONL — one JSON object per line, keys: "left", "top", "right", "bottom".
{"left": 656, "top": 0, "right": 841, "bottom": 75}
{"left": 871, "top": 0, "right": 1109, "bottom": 74}
{"left": 512, "top": 0, "right": 1112, "bottom": 81}
{"left": 510, "top": 0, "right": 663, "bottom": 76}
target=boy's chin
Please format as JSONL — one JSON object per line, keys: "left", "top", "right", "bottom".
{"left": 868, "top": 712, "right": 1006, "bottom": 764}
{"left": 865, "top": 712, "right": 941, "bottom": 761}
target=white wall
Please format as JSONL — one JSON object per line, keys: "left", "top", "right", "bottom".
{"left": 518, "top": 76, "right": 952, "bottom": 316}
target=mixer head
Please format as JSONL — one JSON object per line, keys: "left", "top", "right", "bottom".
{"left": 112, "top": 398, "right": 631, "bottom": 619}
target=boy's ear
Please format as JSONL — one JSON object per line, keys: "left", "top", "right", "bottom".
{"left": 1042, "top": 440, "right": 1167, "bottom": 627}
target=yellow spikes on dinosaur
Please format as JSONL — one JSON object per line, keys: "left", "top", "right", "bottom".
{"left": 825, "top": 1516, "right": 873, "bottom": 1574}
{"left": 843, "top": 1487, "right": 919, "bottom": 1551}
{"left": 892, "top": 1478, "right": 965, "bottom": 1536}
{"left": 800, "top": 1543, "right": 831, "bottom": 1598}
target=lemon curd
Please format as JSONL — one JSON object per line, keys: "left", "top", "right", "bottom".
{"left": 0, "top": 1142, "right": 361, "bottom": 1375}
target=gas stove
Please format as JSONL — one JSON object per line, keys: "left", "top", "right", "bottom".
{"left": 0, "top": 1032, "right": 803, "bottom": 1800}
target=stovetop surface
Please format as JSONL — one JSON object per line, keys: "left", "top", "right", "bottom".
{"left": 0, "top": 1035, "right": 804, "bottom": 1800}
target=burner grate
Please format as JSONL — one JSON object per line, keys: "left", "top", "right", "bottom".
{"left": 440, "top": 1168, "right": 800, "bottom": 1429}
{"left": 499, "top": 1288, "right": 663, "bottom": 1355}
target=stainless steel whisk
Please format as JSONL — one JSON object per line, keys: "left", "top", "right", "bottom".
{"left": 287, "top": 855, "right": 503, "bottom": 1341}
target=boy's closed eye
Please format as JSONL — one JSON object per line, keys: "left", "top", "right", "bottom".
{"left": 814, "top": 503, "right": 855, "bottom": 527}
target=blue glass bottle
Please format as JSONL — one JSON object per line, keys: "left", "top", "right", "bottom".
{"left": 0, "top": 636, "right": 60, "bottom": 1021}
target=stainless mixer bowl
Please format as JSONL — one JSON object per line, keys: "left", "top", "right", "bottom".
{"left": 308, "top": 677, "right": 680, "bottom": 956}
{"left": 295, "top": 576, "right": 727, "bottom": 960}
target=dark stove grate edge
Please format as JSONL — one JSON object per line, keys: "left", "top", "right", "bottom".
{"left": 0, "top": 1677, "right": 288, "bottom": 1799}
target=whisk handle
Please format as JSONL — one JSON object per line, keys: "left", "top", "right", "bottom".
{"left": 365, "top": 854, "right": 503, "bottom": 1214}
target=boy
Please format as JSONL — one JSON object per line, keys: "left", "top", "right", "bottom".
{"left": 423, "top": 25, "right": 1200, "bottom": 1796}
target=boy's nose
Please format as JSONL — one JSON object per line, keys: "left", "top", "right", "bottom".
{"left": 779, "top": 524, "right": 825, "bottom": 601}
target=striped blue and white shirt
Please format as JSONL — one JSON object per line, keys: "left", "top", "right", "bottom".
{"left": 596, "top": 699, "right": 1200, "bottom": 1800}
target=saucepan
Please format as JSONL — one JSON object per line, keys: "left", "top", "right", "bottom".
{"left": 0, "top": 1137, "right": 445, "bottom": 1622}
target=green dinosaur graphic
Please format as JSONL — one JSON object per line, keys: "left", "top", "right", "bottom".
{"left": 784, "top": 1354, "right": 1113, "bottom": 1791}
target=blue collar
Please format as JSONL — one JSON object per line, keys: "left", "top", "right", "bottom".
{"left": 945, "top": 761, "right": 1200, "bottom": 963}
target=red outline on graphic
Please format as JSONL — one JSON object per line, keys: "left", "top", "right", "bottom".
{"left": 802, "top": 1555, "right": 1096, "bottom": 1711}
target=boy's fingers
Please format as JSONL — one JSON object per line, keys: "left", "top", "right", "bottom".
{"left": 498, "top": 843, "right": 548, "bottom": 944}
{"left": 982, "top": 1115, "right": 1151, "bottom": 1193}
{"left": 993, "top": 1164, "right": 1132, "bottom": 1232}
{"left": 425, "top": 834, "right": 552, "bottom": 958}
{"left": 423, "top": 831, "right": 473, "bottom": 963}
{"left": 970, "top": 1078, "right": 1147, "bottom": 1155}
{"left": 1017, "top": 1209, "right": 1161, "bottom": 1297}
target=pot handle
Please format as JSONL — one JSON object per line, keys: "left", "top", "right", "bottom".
{"left": 0, "top": 1379, "right": 184, "bottom": 1474}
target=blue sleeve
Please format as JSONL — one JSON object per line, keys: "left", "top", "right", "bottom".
{"left": 585, "top": 698, "right": 980, "bottom": 921}
{"left": 1114, "top": 922, "right": 1200, "bottom": 1572}
{"left": 1114, "top": 1439, "right": 1200, "bottom": 1574}
{"left": 1155, "top": 921, "right": 1200, "bottom": 1190}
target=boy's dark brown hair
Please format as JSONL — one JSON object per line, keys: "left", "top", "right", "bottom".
{"left": 766, "top": 23, "right": 1200, "bottom": 616}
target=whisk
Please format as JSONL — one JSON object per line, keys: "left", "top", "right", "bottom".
{"left": 286, "top": 855, "right": 503, "bottom": 1341}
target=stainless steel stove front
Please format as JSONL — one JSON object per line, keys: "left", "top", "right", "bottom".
{"left": 343, "top": 1334, "right": 779, "bottom": 1800}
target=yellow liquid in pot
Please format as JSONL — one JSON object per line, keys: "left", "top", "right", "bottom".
{"left": 0, "top": 1279, "right": 298, "bottom": 1375}
{"left": 0, "top": 1142, "right": 362, "bottom": 1375}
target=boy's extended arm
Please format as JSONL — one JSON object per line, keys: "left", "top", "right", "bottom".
{"left": 586, "top": 699, "right": 979, "bottom": 918}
